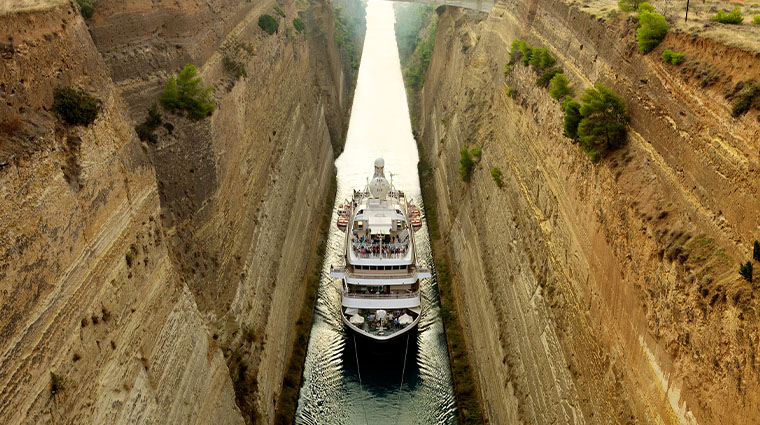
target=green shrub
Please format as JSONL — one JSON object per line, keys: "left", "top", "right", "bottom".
{"left": 223, "top": 55, "right": 247, "bottom": 79}
{"left": 135, "top": 103, "right": 163, "bottom": 143}
{"left": 754, "top": 240, "right": 760, "bottom": 262}
{"left": 503, "top": 64, "right": 512, "bottom": 75}
{"left": 537, "top": 67, "right": 563, "bottom": 88}
{"left": 293, "top": 17, "right": 305, "bottom": 33}
{"left": 731, "top": 82, "right": 760, "bottom": 117}
{"left": 671, "top": 52, "right": 685, "bottom": 65}
{"left": 509, "top": 40, "right": 529, "bottom": 64}
{"left": 662, "top": 49, "right": 686, "bottom": 65}
{"left": 274, "top": 6, "right": 286, "bottom": 17}
{"left": 618, "top": 0, "right": 641, "bottom": 12}
{"left": 578, "top": 83, "right": 628, "bottom": 158}
{"left": 509, "top": 40, "right": 534, "bottom": 66}
{"left": 160, "top": 65, "right": 216, "bottom": 120}
{"left": 529, "top": 48, "right": 555, "bottom": 69}
{"left": 50, "top": 371, "right": 64, "bottom": 395}
{"left": 711, "top": 7, "right": 744, "bottom": 24}
{"left": 75, "top": 0, "right": 94, "bottom": 19}
{"left": 471, "top": 146, "right": 482, "bottom": 161}
{"left": 562, "top": 97, "right": 582, "bottom": 140}
{"left": 459, "top": 148, "right": 475, "bottom": 182}
{"left": 754, "top": 15, "right": 760, "bottom": 25}
{"left": 258, "top": 14, "right": 279, "bottom": 35}
{"left": 52, "top": 87, "right": 100, "bottom": 126}
{"left": 549, "top": 73, "right": 571, "bottom": 100}
{"left": 636, "top": 9, "right": 668, "bottom": 53}
{"left": 505, "top": 86, "right": 516, "bottom": 98}
{"left": 740, "top": 260, "right": 753, "bottom": 283}
{"left": 637, "top": 2, "right": 655, "bottom": 13}
{"left": 490, "top": 167, "right": 503, "bottom": 187}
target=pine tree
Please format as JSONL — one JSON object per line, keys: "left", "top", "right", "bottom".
{"left": 160, "top": 65, "right": 215, "bottom": 119}
{"left": 549, "top": 74, "right": 571, "bottom": 101}
{"left": 578, "top": 82, "right": 628, "bottom": 154}
{"left": 562, "top": 97, "right": 582, "bottom": 140}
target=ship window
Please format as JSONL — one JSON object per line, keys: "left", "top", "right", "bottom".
{"left": 370, "top": 266, "right": 376, "bottom": 270}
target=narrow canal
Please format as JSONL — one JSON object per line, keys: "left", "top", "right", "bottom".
{"left": 295, "top": 1, "right": 457, "bottom": 424}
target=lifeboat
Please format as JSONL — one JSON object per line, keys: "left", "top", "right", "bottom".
{"left": 336, "top": 203, "right": 351, "bottom": 230}
{"left": 408, "top": 205, "right": 422, "bottom": 230}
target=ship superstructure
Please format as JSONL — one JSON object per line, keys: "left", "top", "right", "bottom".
{"left": 331, "top": 158, "right": 430, "bottom": 342}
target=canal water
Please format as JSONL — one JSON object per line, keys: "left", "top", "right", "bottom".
{"left": 295, "top": 1, "right": 457, "bottom": 424}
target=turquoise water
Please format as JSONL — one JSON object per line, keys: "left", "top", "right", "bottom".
{"left": 294, "top": 2, "right": 457, "bottom": 424}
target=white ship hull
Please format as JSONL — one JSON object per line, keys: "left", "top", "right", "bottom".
{"left": 333, "top": 158, "right": 429, "bottom": 343}
{"left": 341, "top": 310, "right": 420, "bottom": 342}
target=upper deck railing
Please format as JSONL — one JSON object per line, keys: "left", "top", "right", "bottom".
{"left": 342, "top": 290, "right": 420, "bottom": 299}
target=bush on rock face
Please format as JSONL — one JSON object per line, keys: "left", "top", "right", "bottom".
{"left": 53, "top": 87, "right": 100, "bottom": 126}
{"left": 459, "top": 148, "right": 474, "bottom": 182}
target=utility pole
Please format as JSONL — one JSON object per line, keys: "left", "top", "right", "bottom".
{"left": 685, "top": 0, "right": 690, "bottom": 22}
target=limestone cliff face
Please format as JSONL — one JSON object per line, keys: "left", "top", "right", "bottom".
{"left": 0, "top": 3, "right": 243, "bottom": 424}
{"left": 417, "top": 2, "right": 759, "bottom": 424}
{"left": 1, "top": 0, "right": 356, "bottom": 423}
{"left": 88, "top": 0, "right": 356, "bottom": 422}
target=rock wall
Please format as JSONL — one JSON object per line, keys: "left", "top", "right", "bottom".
{"left": 417, "top": 2, "right": 759, "bottom": 424}
{"left": 89, "top": 0, "right": 357, "bottom": 422}
{"left": 0, "top": 3, "right": 243, "bottom": 424}
{"left": 1, "top": 0, "right": 358, "bottom": 423}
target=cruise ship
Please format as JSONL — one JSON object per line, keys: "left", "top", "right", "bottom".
{"left": 330, "top": 158, "right": 431, "bottom": 342}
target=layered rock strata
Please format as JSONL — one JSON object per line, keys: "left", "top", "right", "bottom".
{"left": 1, "top": 0, "right": 358, "bottom": 422}
{"left": 417, "top": 2, "right": 759, "bottom": 424}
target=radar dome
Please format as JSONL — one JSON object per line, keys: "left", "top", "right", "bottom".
{"left": 373, "top": 157, "right": 385, "bottom": 178}
{"left": 369, "top": 176, "right": 390, "bottom": 200}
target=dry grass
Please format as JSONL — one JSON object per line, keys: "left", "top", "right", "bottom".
{"left": 568, "top": 0, "right": 760, "bottom": 54}
{"left": 0, "top": 0, "right": 65, "bottom": 14}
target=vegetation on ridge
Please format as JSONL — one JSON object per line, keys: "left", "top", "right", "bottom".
{"left": 160, "top": 65, "right": 215, "bottom": 120}
{"left": 636, "top": 3, "right": 668, "bottom": 53}
{"left": 662, "top": 49, "right": 686, "bottom": 65}
{"left": 75, "top": 0, "right": 95, "bottom": 19}
{"left": 711, "top": 7, "right": 744, "bottom": 24}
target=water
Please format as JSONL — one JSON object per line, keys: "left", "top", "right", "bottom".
{"left": 295, "top": 2, "right": 457, "bottom": 424}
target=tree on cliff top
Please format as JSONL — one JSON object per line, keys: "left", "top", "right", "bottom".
{"left": 160, "top": 65, "right": 215, "bottom": 120}
{"left": 617, "top": 0, "right": 641, "bottom": 12}
{"left": 577, "top": 82, "right": 628, "bottom": 160}
{"left": 636, "top": 6, "right": 668, "bottom": 53}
